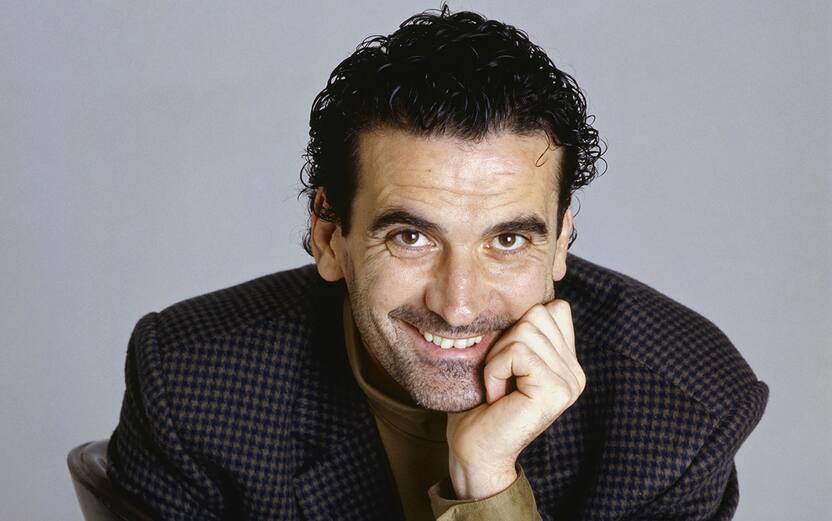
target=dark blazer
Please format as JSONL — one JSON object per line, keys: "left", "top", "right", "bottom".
{"left": 108, "top": 254, "right": 767, "bottom": 520}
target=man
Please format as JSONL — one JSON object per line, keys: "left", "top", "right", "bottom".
{"left": 108, "top": 7, "right": 767, "bottom": 520}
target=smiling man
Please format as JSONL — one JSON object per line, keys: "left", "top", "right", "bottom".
{"left": 318, "top": 130, "right": 575, "bottom": 414}
{"left": 108, "top": 7, "right": 767, "bottom": 521}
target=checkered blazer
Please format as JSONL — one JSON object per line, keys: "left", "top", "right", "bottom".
{"left": 108, "top": 254, "right": 767, "bottom": 520}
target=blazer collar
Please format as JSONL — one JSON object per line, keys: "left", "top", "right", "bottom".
{"left": 291, "top": 280, "right": 403, "bottom": 520}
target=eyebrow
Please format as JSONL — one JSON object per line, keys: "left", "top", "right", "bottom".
{"left": 369, "top": 208, "right": 446, "bottom": 236}
{"left": 369, "top": 207, "right": 549, "bottom": 239}
{"left": 483, "top": 215, "right": 549, "bottom": 238}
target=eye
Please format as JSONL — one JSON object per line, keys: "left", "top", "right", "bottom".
{"left": 489, "top": 233, "right": 528, "bottom": 252}
{"left": 391, "top": 229, "right": 431, "bottom": 248}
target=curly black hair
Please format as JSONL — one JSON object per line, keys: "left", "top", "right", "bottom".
{"left": 299, "top": 6, "right": 605, "bottom": 254}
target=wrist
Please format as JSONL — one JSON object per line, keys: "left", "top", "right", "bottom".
{"left": 448, "top": 459, "right": 518, "bottom": 500}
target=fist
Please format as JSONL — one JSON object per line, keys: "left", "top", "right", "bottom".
{"left": 446, "top": 299, "right": 586, "bottom": 499}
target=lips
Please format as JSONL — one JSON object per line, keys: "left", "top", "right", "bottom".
{"left": 394, "top": 317, "right": 497, "bottom": 363}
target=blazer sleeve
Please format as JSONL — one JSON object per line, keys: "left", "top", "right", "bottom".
{"left": 107, "top": 313, "right": 225, "bottom": 521}
{"left": 632, "top": 380, "right": 769, "bottom": 520}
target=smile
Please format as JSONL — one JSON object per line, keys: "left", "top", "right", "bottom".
{"left": 418, "top": 330, "right": 484, "bottom": 350}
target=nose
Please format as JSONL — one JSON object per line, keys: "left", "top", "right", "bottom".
{"left": 425, "top": 249, "right": 490, "bottom": 328}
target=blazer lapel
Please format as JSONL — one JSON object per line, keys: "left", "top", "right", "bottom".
{"left": 291, "top": 281, "right": 403, "bottom": 521}
{"left": 292, "top": 406, "right": 402, "bottom": 521}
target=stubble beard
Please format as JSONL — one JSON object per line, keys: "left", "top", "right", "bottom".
{"left": 347, "top": 291, "right": 485, "bottom": 412}
{"left": 346, "top": 278, "right": 519, "bottom": 411}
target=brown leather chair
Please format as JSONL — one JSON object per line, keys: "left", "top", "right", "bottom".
{"left": 67, "top": 440, "right": 156, "bottom": 521}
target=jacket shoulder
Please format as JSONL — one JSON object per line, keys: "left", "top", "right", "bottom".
{"left": 118, "top": 265, "right": 345, "bottom": 465}
{"left": 152, "top": 264, "right": 323, "bottom": 348}
{"left": 561, "top": 254, "right": 765, "bottom": 421}
{"left": 110, "top": 265, "right": 339, "bottom": 517}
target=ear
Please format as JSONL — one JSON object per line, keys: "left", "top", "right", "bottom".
{"left": 551, "top": 207, "right": 573, "bottom": 282}
{"left": 310, "top": 189, "right": 345, "bottom": 282}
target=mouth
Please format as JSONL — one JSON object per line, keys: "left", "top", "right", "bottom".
{"left": 397, "top": 320, "right": 496, "bottom": 360}
{"left": 418, "top": 330, "right": 483, "bottom": 350}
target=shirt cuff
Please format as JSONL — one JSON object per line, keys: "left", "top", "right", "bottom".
{"left": 428, "top": 465, "right": 542, "bottom": 521}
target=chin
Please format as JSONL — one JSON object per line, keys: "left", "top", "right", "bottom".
{"left": 407, "top": 378, "right": 485, "bottom": 412}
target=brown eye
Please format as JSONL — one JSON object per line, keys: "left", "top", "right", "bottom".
{"left": 400, "top": 230, "right": 421, "bottom": 245}
{"left": 490, "top": 233, "right": 527, "bottom": 252}
{"left": 391, "top": 230, "right": 430, "bottom": 248}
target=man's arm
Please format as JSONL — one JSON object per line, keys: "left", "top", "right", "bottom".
{"left": 426, "top": 298, "right": 581, "bottom": 520}
{"left": 633, "top": 380, "right": 768, "bottom": 520}
{"left": 107, "top": 313, "right": 224, "bottom": 521}
{"left": 446, "top": 299, "right": 585, "bottom": 500}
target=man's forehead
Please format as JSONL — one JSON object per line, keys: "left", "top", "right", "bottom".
{"left": 354, "top": 128, "right": 562, "bottom": 198}
{"left": 349, "top": 128, "right": 562, "bottom": 236}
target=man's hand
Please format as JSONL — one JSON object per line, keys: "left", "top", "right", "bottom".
{"left": 446, "top": 299, "right": 586, "bottom": 500}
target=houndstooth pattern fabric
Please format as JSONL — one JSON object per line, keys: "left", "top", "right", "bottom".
{"left": 107, "top": 254, "right": 767, "bottom": 520}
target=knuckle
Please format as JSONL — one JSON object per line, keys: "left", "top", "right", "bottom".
{"left": 571, "top": 382, "right": 582, "bottom": 400}
{"left": 527, "top": 304, "right": 549, "bottom": 321}
{"left": 553, "top": 299, "right": 571, "bottom": 315}
{"left": 548, "top": 373, "right": 581, "bottom": 408}
{"left": 505, "top": 341, "right": 527, "bottom": 357}
{"left": 514, "top": 321, "right": 538, "bottom": 338}
{"left": 548, "top": 372, "right": 569, "bottom": 391}
{"left": 483, "top": 362, "right": 498, "bottom": 379}
{"left": 529, "top": 350, "right": 547, "bottom": 369}
{"left": 549, "top": 387, "right": 572, "bottom": 411}
{"left": 565, "top": 377, "right": 580, "bottom": 396}
{"left": 577, "top": 370, "right": 587, "bottom": 391}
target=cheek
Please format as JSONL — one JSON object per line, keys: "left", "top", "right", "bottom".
{"left": 489, "top": 261, "right": 554, "bottom": 314}
{"left": 360, "top": 257, "right": 430, "bottom": 314}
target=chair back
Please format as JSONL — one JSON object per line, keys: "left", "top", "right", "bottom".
{"left": 67, "top": 440, "right": 156, "bottom": 521}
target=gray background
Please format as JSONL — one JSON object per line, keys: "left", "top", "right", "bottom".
{"left": 2, "top": 1, "right": 829, "bottom": 519}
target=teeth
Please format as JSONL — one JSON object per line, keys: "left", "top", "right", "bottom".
{"left": 420, "top": 330, "right": 484, "bottom": 350}
{"left": 453, "top": 338, "right": 469, "bottom": 349}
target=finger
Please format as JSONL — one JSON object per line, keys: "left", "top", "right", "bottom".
{"left": 484, "top": 342, "right": 536, "bottom": 404}
{"left": 544, "top": 300, "right": 585, "bottom": 391}
{"left": 486, "top": 313, "right": 558, "bottom": 368}
{"left": 484, "top": 343, "right": 579, "bottom": 413}
{"left": 489, "top": 304, "right": 581, "bottom": 390}
{"left": 545, "top": 299, "right": 575, "bottom": 353}
{"left": 523, "top": 303, "right": 569, "bottom": 360}
{"left": 484, "top": 342, "right": 573, "bottom": 403}
{"left": 484, "top": 305, "right": 583, "bottom": 395}
{"left": 485, "top": 303, "right": 563, "bottom": 365}
{"left": 522, "top": 331, "right": 581, "bottom": 399}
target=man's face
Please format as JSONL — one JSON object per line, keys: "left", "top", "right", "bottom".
{"left": 316, "top": 127, "right": 572, "bottom": 412}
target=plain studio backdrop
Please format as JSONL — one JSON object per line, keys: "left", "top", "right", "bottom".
{"left": 2, "top": 1, "right": 829, "bottom": 519}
